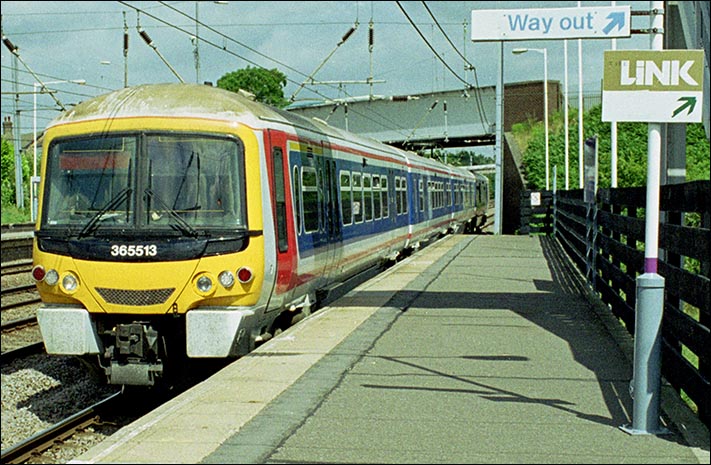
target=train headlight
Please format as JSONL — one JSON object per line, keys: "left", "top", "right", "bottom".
{"left": 218, "top": 270, "right": 235, "bottom": 288}
{"left": 237, "top": 267, "right": 253, "bottom": 284}
{"left": 45, "top": 269, "right": 60, "bottom": 286}
{"left": 61, "top": 272, "right": 79, "bottom": 293}
{"left": 194, "top": 273, "right": 215, "bottom": 296}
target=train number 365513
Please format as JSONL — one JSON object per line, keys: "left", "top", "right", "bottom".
{"left": 110, "top": 244, "right": 158, "bottom": 257}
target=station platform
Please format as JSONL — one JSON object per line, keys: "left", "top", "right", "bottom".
{"left": 72, "top": 234, "right": 709, "bottom": 464}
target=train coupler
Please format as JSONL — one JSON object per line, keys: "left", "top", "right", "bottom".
{"left": 105, "top": 322, "right": 164, "bottom": 386}
{"left": 108, "top": 360, "right": 164, "bottom": 386}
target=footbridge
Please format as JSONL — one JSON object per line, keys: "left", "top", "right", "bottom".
{"left": 286, "top": 81, "right": 558, "bottom": 152}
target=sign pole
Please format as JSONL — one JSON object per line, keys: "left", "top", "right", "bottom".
{"left": 494, "top": 41, "right": 503, "bottom": 235}
{"left": 620, "top": 1, "right": 668, "bottom": 436}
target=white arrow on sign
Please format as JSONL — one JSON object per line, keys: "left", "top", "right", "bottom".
{"left": 471, "top": 6, "right": 631, "bottom": 41}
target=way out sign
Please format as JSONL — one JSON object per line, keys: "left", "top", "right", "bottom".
{"left": 602, "top": 50, "right": 705, "bottom": 123}
{"left": 471, "top": 5, "right": 630, "bottom": 41}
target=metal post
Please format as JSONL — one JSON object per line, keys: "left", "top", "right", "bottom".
{"left": 493, "top": 42, "right": 503, "bottom": 235}
{"left": 563, "top": 39, "right": 570, "bottom": 190}
{"left": 577, "top": 1, "right": 584, "bottom": 188}
{"left": 552, "top": 165, "right": 557, "bottom": 237}
{"left": 620, "top": 1, "right": 669, "bottom": 436}
{"left": 611, "top": 1, "right": 619, "bottom": 188}
{"left": 543, "top": 48, "right": 549, "bottom": 191}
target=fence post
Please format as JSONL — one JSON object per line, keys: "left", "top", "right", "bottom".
{"left": 585, "top": 200, "right": 593, "bottom": 289}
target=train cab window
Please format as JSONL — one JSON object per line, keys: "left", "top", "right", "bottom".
{"left": 302, "top": 167, "right": 319, "bottom": 233}
{"left": 352, "top": 173, "right": 363, "bottom": 223}
{"left": 372, "top": 175, "right": 381, "bottom": 220}
{"left": 145, "top": 135, "right": 244, "bottom": 228}
{"left": 340, "top": 171, "right": 352, "bottom": 226}
{"left": 44, "top": 133, "right": 246, "bottom": 234}
{"left": 363, "top": 174, "right": 373, "bottom": 221}
{"left": 381, "top": 176, "right": 389, "bottom": 218}
{"left": 44, "top": 136, "right": 136, "bottom": 226}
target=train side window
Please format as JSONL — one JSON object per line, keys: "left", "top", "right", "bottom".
{"left": 293, "top": 166, "right": 302, "bottom": 235}
{"left": 394, "top": 177, "right": 400, "bottom": 215}
{"left": 381, "top": 176, "right": 389, "bottom": 218}
{"left": 419, "top": 179, "right": 425, "bottom": 212}
{"left": 363, "top": 174, "right": 373, "bottom": 221}
{"left": 352, "top": 173, "right": 363, "bottom": 223}
{"left": 428, "top": 181, "right": 433, "bottom": 210}
{"left": 397, "top": 176, "right": 408, "bottom": 216}
{"left": 302, "top": 167, "right": 319, "bottom": 233}
{"left": 272, "top": 147, "right": 288, "bottom": 253}
{"left": 372, "top": 175, "right": 381, "bottom": 220}
{"left": 448, "top": 181, "right": 453, "bottom": 207}
{"left": 340, "top": 171, "right": 352, "bottom": 226}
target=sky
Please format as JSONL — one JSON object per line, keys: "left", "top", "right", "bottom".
{"left": 2, "top": 1, "right": 652, "bottom": 139}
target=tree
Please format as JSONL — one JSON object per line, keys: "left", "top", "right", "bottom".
{"left": 217, "top": 66, "right": 290, "bottom": 108}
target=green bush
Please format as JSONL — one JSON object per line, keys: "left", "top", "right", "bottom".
{"left": 1, "top": 137, "right": 31, "bottom": 223}
{"left": 519, "top": 104, "right": 710, "bottom": 189}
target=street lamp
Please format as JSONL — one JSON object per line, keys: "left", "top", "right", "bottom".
{"left": 512, "top": 47, "right": 549, "bottom": 190}
{"left": 32, "top": 79, "right": 86, "bottom": 221}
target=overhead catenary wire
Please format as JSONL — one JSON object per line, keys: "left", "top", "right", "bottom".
{"left": 137, "top": 13, "right": 184, "bottom": 83}
{"left": 395, "top": 2, "right": 471, "bottom": 90}
{"left": 420, "top": 1, "right": 490, "bottom": 127}
{"left": 2, "top": 34, "right": 68, "bottom": 110}
{"left": 127, "top": 1, "right": 413, "bottom": 139}
{"left": 405, "top": 99, "right": 438, "bottom": 145}
{"left": 289, "top": 22, "right": 359, "bottom": 102}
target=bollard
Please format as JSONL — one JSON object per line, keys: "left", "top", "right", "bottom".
{"left": 620, "top": 272, "right": 669, "bottom": 435}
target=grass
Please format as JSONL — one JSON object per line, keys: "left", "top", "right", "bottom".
{"left": 1, "top": 204, "right": 31, "bottom": 225}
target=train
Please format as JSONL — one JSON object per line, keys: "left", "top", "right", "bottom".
{"left": 31, "top": 83, "right": 489, "bottom": 386}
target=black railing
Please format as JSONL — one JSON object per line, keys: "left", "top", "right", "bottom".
{"left": 520, "top": 181, "right": 710, "bottom": 427}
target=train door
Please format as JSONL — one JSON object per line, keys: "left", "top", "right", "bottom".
{"left": 320, "top": 141, "right": 342, "bottom": 283}
{"left": 266, "top": 130, "right": 297, "bottom": 309}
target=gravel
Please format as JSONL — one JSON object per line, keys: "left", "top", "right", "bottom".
{"left": 1, "top": 353, "right": 117, "bottom": 460}
{"left": 2, "top": 271, "right": 118, "bottom": 462}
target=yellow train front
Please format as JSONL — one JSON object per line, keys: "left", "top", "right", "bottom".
{"left": 33, "top": 84, "right": 276, "bottom": 386}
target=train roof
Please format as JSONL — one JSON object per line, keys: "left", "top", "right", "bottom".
{"left": 49, "top": 83, "right": 285, "bottom": 129}
{"left": 48, "top": 83, "right": 474, "bottom": 180}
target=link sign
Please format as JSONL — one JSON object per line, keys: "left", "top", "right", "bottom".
{"left": 602, "top": 50, "right": 705, "bottom": 122}
{"left": 471, "top": 6, "right": 630, "bottom": 41}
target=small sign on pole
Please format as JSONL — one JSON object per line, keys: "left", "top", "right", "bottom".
{"left": 530, "top": 192, "right": 541, "bottom": 206}
{"left": 583, "top": 136, "right": 598, "bottom": 204}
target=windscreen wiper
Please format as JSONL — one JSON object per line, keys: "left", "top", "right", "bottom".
{"left": 144, "top": 188, "right": 199, "bottom": 237}
{"left": 78, "top": 188, "right": 131, "bottom": 238}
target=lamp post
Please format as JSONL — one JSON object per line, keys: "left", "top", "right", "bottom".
{"left": 512, "top": 47, "right": 549, "bottom": 190}
{"left": 33, "top": 79, "right": 86, "bottom": 221}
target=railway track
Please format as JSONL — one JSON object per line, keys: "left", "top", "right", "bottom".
{"left": 2, "top": 229, "right": 42, "bottom": 361}
{"left": 1, "top": 223, "right": 34, "bottom": 264}
{"left": 0, "top": 391, "right": 123, "bottom": 464}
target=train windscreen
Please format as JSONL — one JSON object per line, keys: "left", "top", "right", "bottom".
{"left": 42, "top": 133, "right": 246, "bottom": 235}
